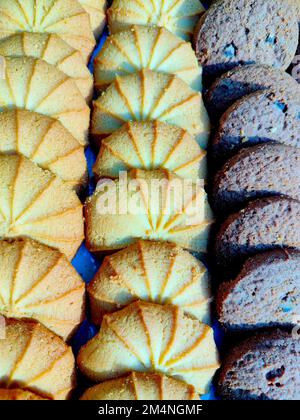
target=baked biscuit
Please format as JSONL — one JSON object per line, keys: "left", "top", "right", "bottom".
{"left": 0, "top": 56, "right": 90, "bottom": 145}
{"left": 0, "top": 389, "right": 47, "bottom": 400}
{"left": 88, "top": 240, "right": 211, "bottom": 325}
{"left": 215, "top": 197, "right": 300, "bottom": 267}
{"left": 92, "top": 69, "right": 210, "bottom": 148}
{"left": 85, "top": 169, "right": 214, "bottom": 254}
{"left": 80, "top": 0, "right": 106, "bottom": 38}
{"left": 93, "top": 121, "right": 206, "bottom": 180}
{"left": 107, "top": 0, "right": 204, "bottom": 41}
{"left": 205, "top": 64, "right": 300, "bottom": 119}
{"left": 212, "top": 144, "right": 300, "bottom": 213}
{"left": 212, "top": 90, "right": 300, "bottom": 162}
{"left": 0, "top": 0, "right": 95, "bottom": 62}
{"left": 0, "top": 238, "right": 85, "bottom": 341}
{"left": 0, "top": 318, "right": 76, "bottom": 400}
{"left": 218, "top": 330, "right": 300, "bottom": 400}
{"left": 94, "top": 25, "right": 202, "bottom": 91}
{"left": 0, "top": 154, "right": 84, "bottom": 261}
{"left": 78, "top": 301, "right": 220, "bottom": 394}
{"left": 0, "top": 109, "right": 87, "bottom": 190}
{"left": 0, "top": 32, "right": 93, "bottom": 101}
{"left": 217, "top": 250, "right": 300, "bottom": 331}
{"left": 194, "top": 0, "right": 299, "bottom": 80}
{"left": 80, "top": 372, "right": 199, "bottom": 400}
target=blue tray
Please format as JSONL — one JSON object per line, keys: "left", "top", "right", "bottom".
{"left": 70, "top": 25, "right": 222, "bottom": 401}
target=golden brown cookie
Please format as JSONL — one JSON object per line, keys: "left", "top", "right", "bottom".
{"left": 93, "top": 121, "right": 206, "bottom": 180}
{"left": 0, "top": 154, "right": 84, "bottom": 261}
{"left": 0, "top": 238, "right": 85, "bottom": 341}
{"left": 94, "top": 25, "right": 202, "bottom": 91}
{"left": 0, "top": 0, "right": 95, "bottom": 62}
{"left": 85, "top": 169, "right": 214, "bottom": 254}
{"left": 78, "top": 301, "right": 220, "bottom": 394}
{"left": 0, "top": 109, "right": 87, "bottom": 190}
{"left": 0, "top": 389, "right": 47, "bottom": 400}
{"left": 0, "top": 318, "right": 76, "bottom": 400}
{"left": 92, "top": 69, "right": 210, "bottom": 148}
{"left": 81, "top": 372, "right": 199, "bottom": 400}
{"left": 0, "top": 56, "right": 90, "bottom": 145}
{"left": 88, "top": 240, "right": 211, "bottom": 325}
{"left": 0, "top": 33, "right": 93, "bottom": 101}
{"left": 108, "top": 0, "right": 204, "bottom": 41}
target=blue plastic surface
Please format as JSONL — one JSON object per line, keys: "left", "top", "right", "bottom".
{"left": 71, "top": 25, "right": 222, "bottom": 401}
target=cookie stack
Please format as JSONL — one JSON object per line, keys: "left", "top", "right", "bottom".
{"left": 79, "top": 0, "right": 220, "bottom": 401}
{"left": 0, "top": 0, "right": 107, "bottom": 400}
{"left": 194, "top": 0, "right": 300, "bottom": 400}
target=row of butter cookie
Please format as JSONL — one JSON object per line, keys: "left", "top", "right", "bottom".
{"left": 0, "top": 0, "right": 104, "bottom": 257}
{"left": 3, "top": 234, "right": 224, "bottom": 401}
{"left": 0, "top": 0, "right": 105, "bottom": 400}
{"left": 78, "top": 0, "right": 220, "bottom": 401}
{"left": 87, "top": 2, "right": 211, "bottom": 252}
{"left": 86, "top": 1, "right": 212, "bottom": 255}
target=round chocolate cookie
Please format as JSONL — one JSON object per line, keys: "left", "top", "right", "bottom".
{"left": 213, "top": 144, "right": 300, "bottom": 213}
{"left": 218, "top": 330, "right": 300, "bottom": 400}
{"left": 217, "top": 249, "right": 300, "bottom": 331}
{"left": 215, "top": 196, "right": 300, "bottom": 267}
{"left": 194, "top": 0, "right": 299, "bottom": 81}
{"left": 205, "top": 65, "right": 299, "bottom": 118}
{"left": 212, "top": 89, "right": 300, "bottom": 162}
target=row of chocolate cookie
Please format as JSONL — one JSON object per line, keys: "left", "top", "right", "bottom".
{"left": 207, "top": 69, "right": 300, "bottom": 322}
{"left": 0, "top": 0, "right": 106, "bottom": 400}
{"left": 210, "top": 67, "right": 300, "bottom": 398}
{"left": 77, "top": 0, "right": 220, "bottom": 400}
{"left": 197, "top": 1, "right": 300, "bottom": 400}
{"left": 86, "top": 1, "right": 211, "bottom": 251}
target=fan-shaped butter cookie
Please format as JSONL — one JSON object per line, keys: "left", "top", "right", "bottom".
{"left": 94, "top": 25, "right": 202, "bottom": 91}
{"left": 108, "top": 0, "right": 204, "bottom": 41}
{"left": 0, "top": 238, "right": 85, "bottom": 341}
{"left": 85, "top": 169, "right": 214, "bottom": 253}
{"left": 0, "top": 33, "right": 93, "bottom": 101}
{"left": 0, "top": 56, "right": 90, "bottom": 145}
{"left": 0, "top": 110, "right": 87, "bottom": 190}
{"left": 81, "top": 372, "right": 198, "bottom": 400}
{"left": 80, "top": 0, "right": 106, "bottom": 38}
{"left": 88, "top": 240, "right": 211, "bottom": 325}
{"left": 0, "top": 154, "right": 84, "bottom": 260}
{"left": 78, "top": 301, "right": 220, "bottom": 394}
{"left": 94, "top": 121, "right": 207, "bottom": 180}
{"left": 0, "top": 389, "right": 47, "bottom": 400}
{"left": 0, "top": 0, "right": 95, "bottom": 62}
{"left": 92, "top": 70, "right": 210, "bottom": 148}
{"left": 0, "top": 318, "right": 76, "bottom": 400}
